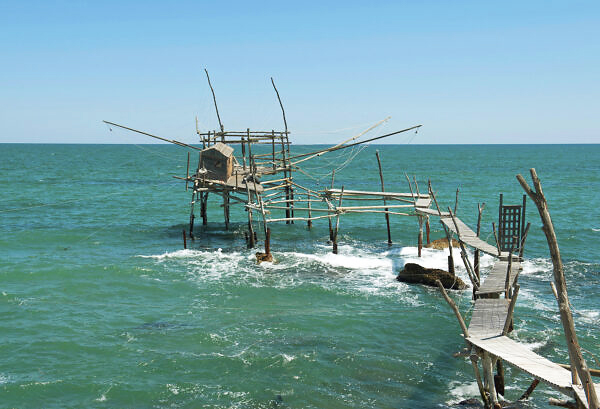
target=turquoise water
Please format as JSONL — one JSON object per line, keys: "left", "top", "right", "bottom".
{"left": 1, "top": 143, "right": 598, "bottom": 408}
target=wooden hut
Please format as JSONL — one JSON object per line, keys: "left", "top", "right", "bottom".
{"left": 200, "top": 142, "right": 234, "bottom": 182}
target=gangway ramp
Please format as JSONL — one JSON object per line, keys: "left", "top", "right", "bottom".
{"left": 476, "top": 260, "right": 521, "bottom": 297}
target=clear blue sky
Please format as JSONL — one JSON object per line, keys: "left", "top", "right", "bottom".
{"left": 1, "top": 0, "right": 598, "bottom": 144}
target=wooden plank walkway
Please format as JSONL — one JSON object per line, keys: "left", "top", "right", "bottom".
{"left": 467, "top": 336, "right": 574, "bottom": 395}
{"left": 476, "top": 260, "right": 521, "bottom": 297}
{"left": 440, "top": 216, "right": 500, "bottom": 256}
{"left": 468, "top": 299, "right": 510, "bottom": 339}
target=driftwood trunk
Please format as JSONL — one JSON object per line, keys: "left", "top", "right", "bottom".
{"left": 517, "top": 169, "right": 598, "bottom": 409}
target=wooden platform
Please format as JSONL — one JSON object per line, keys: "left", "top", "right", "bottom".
{"left": 468, "top": 299, "right": 510, "bottom": 339}
{"left": 476, "top": 260, "right": 520, "bottom": 297}
{"left": 467, "top": 335, "right": 574, "bottom": 395}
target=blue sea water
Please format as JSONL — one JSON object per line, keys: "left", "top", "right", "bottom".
{"left": 0, "top": 143, "right": 598, "bottom": 408}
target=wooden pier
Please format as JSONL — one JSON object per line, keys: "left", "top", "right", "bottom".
{"left": 436, "top": 170, "right": 599, "bottom": 409}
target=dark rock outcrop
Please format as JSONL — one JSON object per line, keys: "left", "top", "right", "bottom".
{"left": 396, "top": 262, "right": 466, "bottom": 289}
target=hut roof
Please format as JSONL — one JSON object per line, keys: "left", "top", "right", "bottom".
{"left": 203, "top": 142, "right": 234, "bottom": 158}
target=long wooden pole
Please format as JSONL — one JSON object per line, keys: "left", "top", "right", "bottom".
{"left": 205, "top": 69, "right": 224, "bottom": 132}
{"left": 517, "top": 169, "right": 598, "bottom": 409}
{"left": 375, "top": 150, "right": 392, "bottom": 245}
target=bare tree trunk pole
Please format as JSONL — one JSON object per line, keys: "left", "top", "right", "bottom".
{"left": 517, "top": 169, "right": 598, "bottom": 409}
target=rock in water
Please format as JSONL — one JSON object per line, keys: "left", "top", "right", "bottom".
{"left": 396, "top": 263, "right": 466, "bottom": 289}
{"left": 256, "top": 252, "right": 273, "bottom": 264}
{"left": 425, "top": 237, "right": 461, "bottom": 250}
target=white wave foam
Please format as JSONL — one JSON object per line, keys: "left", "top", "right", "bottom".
{"left": 446, "top": 380, "right": 480, "bottom": 405}
{"left": 138, "top": 243, "right": 473, "bottom": 303}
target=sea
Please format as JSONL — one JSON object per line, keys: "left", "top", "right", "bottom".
{"left": 1, "top": 143, "right": 598, "bottom": 408}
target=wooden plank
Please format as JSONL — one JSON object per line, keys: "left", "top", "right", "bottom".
{"left": 467, "top": 336, "right": 574, "bottom": 395}
{"left": 325, "top": 188, "right": 428, "bottom": 199}
{"left": 573, "top": 383, "right": 600, "bottom": 409}
{"left": 414, "top": 198, "right": 431, "bottom": 208}
{"left": 440, "top": 216, "right": 500, "bottom": 256}
{"left": 468, "top": 299, "right": 510, "bottom": 339}
{"left": 476, "top": 261, "right": 521, "bottom": 296}
{"left": 415, "top": 207, "right": 451, "bottom": 216}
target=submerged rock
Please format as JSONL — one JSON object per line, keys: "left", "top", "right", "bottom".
{"left": 396, "top": 262, "right": 466, "bottom": 289}
{"left": 426, "top": 237, "right": 461, "bottom": 250}
{"left": 256, "top": 252, "right": 273, "bottom": 264}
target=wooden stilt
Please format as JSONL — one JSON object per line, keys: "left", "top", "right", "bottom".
{"left": 333, "top": 186, "right": 344, "bottom": 254}
{"left": 307, "top": 192, "right": 312, "bottom": 229}
{"left": 223, "top": 192, "right": 230, "bottom": 230}
{"left": 426, "top": 217, "right": 430, "bottom": 245}
{"left": 475, "top": 203, "right": 485, "bottom": 281}
{"left": 418, "top": 216, "right": 423, "bottom": 257}
{"left": 189, "top": 191, "right": 196, "bottom": 240}
{"left": 182, "top": 229, "right": 187, "bottom": 249}
{"left": 328, "top": 170, "right": 336, "bottom": 242}
{"left": 518, "top": 379, "right": 540, "bottom": 401}
{"left": 201, "top": 192, "right": 208, "bottom": 226}
{"left": 265, "top": 227, "right": 271, "bottom": 255}
{"left": 483, "top": 352, "right": 499, "bottom": 407}
{"left": 495, "top": 359, "right": 505, "bottom": 397}
{"left": 375, "top": 150, "right": 392, "bottom": 245}
{"left": 471, "top": 354, "right": 490, "bottom": 408}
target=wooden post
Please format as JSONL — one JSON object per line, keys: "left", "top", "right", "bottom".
{"left": 517, "top": 169, "right": 598, "bottom": 409}
{"left": 502, "top": 285, "right": 519, "bottom": 335}
{"left": 483, "top": 352, "right": 499, "bottom": 407}
{"left": 518, "top": 379, "right": 540, "bottom": 401}
{"left": 272, "top": 130, "right": 276, "bottom": 171}
{"left": 186, "top": 151, "right": 190, "bottom": 191}
{"left": 418, "top": 216, "right": 423, "bottom": 257}
{"left": 492, "top": 222, "right": 501, "bottom": 256}
{"left": 375, "top": 150, "right": 392, "bottom": 245}
{"left": 425, "top": 217, "right": 430, "bottom": 245}
{"left": 182, "top": 229, "right": 187, "bottom": 249}
{"left": 189, "top": 191, "right": 196, "bottom": 239}
{"left": 495, "top": 359, "right": 505, "bottom": 398}
{"left": 223, "top": 192, "right": 230, "bottom": 230}
{"left": 428, "top": 181, "right": 455, "bottom": 274}
{"left": 307, "top": 192, "right": 312, "bottom": 229}
{"left": 328, "top": 170, "right": 335, "bottom": 242}
{"left": 471, "top": 354, "right": 490, "bottom": 408}
{"left": 333, "top": 185, "right": 344, "bottom": 254}
{"left": 454, "top": 187, "right": 459, "bottom": 215}
{"left": 475, "top": 203, "right": 485, "bottom": 281}
{"left": 435, "top": 280, "right": 469, "bottom": 338}
{"left": 519, "top": 222, "right": 531, "bottom": 259}
{"left": 505, "top": 236, "right": 517, "bottom": 298}
{"left": 265, "top": 227, "right": 271, "bottom": 255}
{"left": 201, "top": 192, "right": 208, "bottom": 226}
